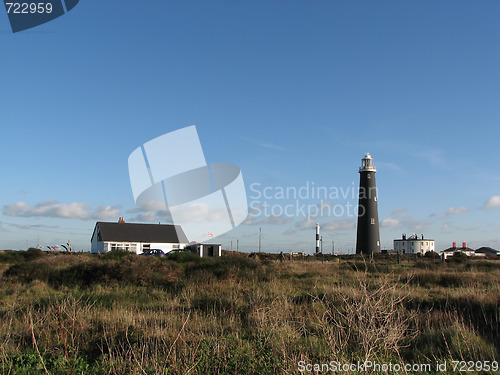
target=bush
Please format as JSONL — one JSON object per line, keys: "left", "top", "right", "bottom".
{"left": 465, "top": 261, "right": 500, "bottom": 272}
{"left": 0, "top": 250, "right": 26, "bottom": 264}
{"left": 0, "top": 249, "right": 46, "bottom": 264}
{"left": 447, "top": 252, "right": 469, "bottom": 264}
{"left": 424, "top": 251, "right": 441, "bottom": 259}
{"left": 48, "top": 256, "right": 183, "bottom": 289}
{"left": 166, "top": 251, "right": 201, "bottom": 263}
{"left": 3, "top": 262, "right": 52, "bottom": 283}
{"left": 184, "top": 255, "right": 258, "bottom": 280}
{"left": 50, "top": 261, "right": 116, "bottom": 287}
{"left": 101, "top": 249, "right": 135, "bottom": 260}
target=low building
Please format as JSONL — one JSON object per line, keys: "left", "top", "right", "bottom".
{"left": 90, "top": 220, "right": 189, "bottom": 254}
{"left": 475, "top": 247, "right": 500, "bottom": 257}
{"left": 440, "top": 242, "right": 475, "bottom": 260}
{"left": 394, "top": 234, "right": 435, "bottom": 255}
{"left": 185, "top": 243, "right": 222, "bottom": 257}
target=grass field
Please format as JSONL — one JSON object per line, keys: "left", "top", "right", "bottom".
{"left": 0, "top": 249, "right": 499, "bottom": 374}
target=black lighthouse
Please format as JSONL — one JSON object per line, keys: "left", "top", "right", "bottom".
{"left": 356, "top": 153, "right": 380, "bottom": 255}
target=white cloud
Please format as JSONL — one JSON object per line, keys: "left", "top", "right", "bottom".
{"left": 3, "top": 202, "right": 31, "bottom": 216}
{"left": 391, "top": 208, "right": 407, "bottom": 216}
{"left": 3, "top": 201, "right": 122, "bottom": 220}
{"left": 242, "top": 216, "right": 258, "bottom": 225}
{"left": 135, "top": 211, "right": 160, "bottom": 222}
{"left": 294, "top": 219, "right": 354, "bottom": 231}
{"left": 321, "top": 220, "right": 355, "bottom": 231}
{"left": 257, "top": 215, "right": 293, "bottom": 225}
{"left": 446, "top": 206, "right": 469, "bottom": 216}
{"left": 483, "top": 196, "right": 500, "bottom": 210}
{"left": 127, "top": 209, "right": 173, "bottom": 223}
{"left": 170, "top": 203, "right": 228, "bottom": 223}
{"left": 295, "top": 219, "right": 316, "bottom": 229}
{"left": 243, "top": 207, "right": 293, "bottom": 225}
{"left": 91, "top": 206, "right": 121, "bottom": 220}
{"left": 139, "top": 200, "right": 167, "bottom": 211}
{"left": 398, "top": 216, "right": 428, "bottom": 231}
{"left": 3, "top": 201, "right": 90, "bottom": 219}
{"left": 381, "top": 218, "right": 400, "bottom": 228}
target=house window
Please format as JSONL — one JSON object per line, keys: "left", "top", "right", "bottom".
{"left": 110, "top": 243, "right": 136, "bottom": 252}
{"left": 370, "top": 218, "right": 375, "bottom": 224}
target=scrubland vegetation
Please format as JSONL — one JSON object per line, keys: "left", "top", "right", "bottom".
{"left": 0, "top": 249, "right": 499, "bottom": 374}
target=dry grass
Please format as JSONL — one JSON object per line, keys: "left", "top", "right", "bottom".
{"left": 0, "top": 251, "right": 498, "bottom": 374}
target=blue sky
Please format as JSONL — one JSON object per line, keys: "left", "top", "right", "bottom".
{"left": 1, "top": 0, "right": 499, "bottom": 253}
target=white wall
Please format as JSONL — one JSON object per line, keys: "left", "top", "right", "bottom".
{"left": 90, "top": 228, "right": 104, "bottom": 254}
{"left": 199, "top": 244, "right": 222, "bottom": 257}
{"left": 394, "top": 240, "right": 435, "bottom": 255}
{"left": 141, "top": 242, "right": 189, "bottom": 254}
{"left": 90, "top": 240, "right": 188, "bottom": 254}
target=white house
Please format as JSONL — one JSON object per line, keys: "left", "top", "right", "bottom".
{"left": 440, "top": 242, "right": 475, "bottom": 260}
{"left": 90, "top": 221, "right": 189, "bottom": 254}
{"left": 394, "top": 234, "right": 435, "bottom": 255}
{"left": 441, "top": 243, "right": 498, "bottom": 260}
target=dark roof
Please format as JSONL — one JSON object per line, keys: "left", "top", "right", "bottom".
{"left": 92, "top": 222, "right": 188, "bottom": 243}
{"left": 475, "top": 247, "right": 500, "bottom": 254}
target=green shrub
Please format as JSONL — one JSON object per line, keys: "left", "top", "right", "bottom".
{"left": 166, "top": 250, "right": 201, "bottom": 263}
{"left": 0, "top": 249, "right": 46, "bottom": 264}
{"left": 101, "top": 249, "right": 135, "bottom": 260}
{"left": 49, "top": 257, "right": 183, "bottom": 289}
{"left": 49, "top": 261, "right": 116, "bottom": 287}
{"left": 184, "top": 255, "right": 258, "bottom": 280}
{"left": 0, "top": 250, "right": 26, "bottom": 264}
{"left": 465, "top": 261, "right": 500, "bottom": 272}
{"left": 25, "top": 248, "right": 46, "bottom": 260}
{"left": 3, "top": 262, "right": 52, "bottom": 283}
{"left": 424, "top": 251, "right": 441, "bottom": 259}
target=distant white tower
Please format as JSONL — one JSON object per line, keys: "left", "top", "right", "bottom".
{"left": 315, "top": 223, "right": 320, "bottom": 254}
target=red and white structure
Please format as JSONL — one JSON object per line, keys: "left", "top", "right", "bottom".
{"left": 441, "top": 242, "right": 475, "bottom": 260}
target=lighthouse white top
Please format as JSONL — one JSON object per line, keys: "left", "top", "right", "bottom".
{"left": 359, "top": 153, "right": 377, "bottom": 172}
